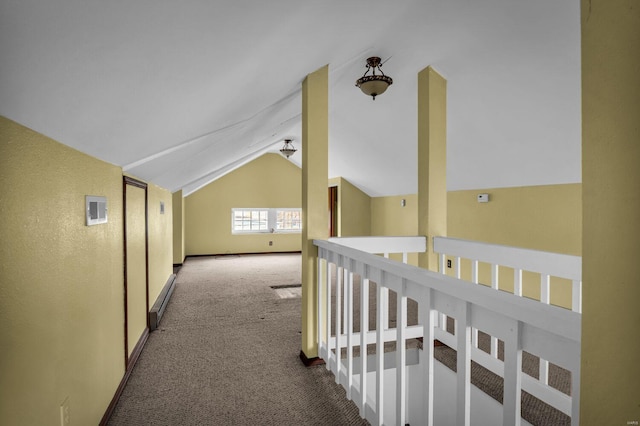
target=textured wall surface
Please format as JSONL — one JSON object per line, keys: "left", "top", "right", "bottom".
{"left": 329, "top": 177, "right": 371, "bottom": 237}
{"left": 147, "top": 182, "right": 173, "bottom": 305}
{"left": 0, "top": 116, "right": 125, "bottom": 425}
{"left": 580, "top": 0, "right": 640, "bottom": 423}
{"left": 185, "top": 153, "right": 302, "bottom": 255}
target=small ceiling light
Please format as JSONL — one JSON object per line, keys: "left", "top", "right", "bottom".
{"left": 279, "top": 139, "right": 297, "bottom": 158}
{"left": 355, "top": 56, "right": 393, "bottom": 100}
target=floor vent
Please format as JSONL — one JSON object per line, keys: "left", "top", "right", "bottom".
{"left": 270, "top": 284, "right": 302, "bottom": 299}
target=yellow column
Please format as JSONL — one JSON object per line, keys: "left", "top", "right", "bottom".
{"left": 581, "top": 1, "right": 640, "bottom": 424}
{"left": 417, "top": 66, "right": 447, "bottom": 271}
{"left": 301, "top": 65, "right": 329, "bottom": 361}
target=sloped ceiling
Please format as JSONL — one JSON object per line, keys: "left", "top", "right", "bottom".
{"left": 0, "top": 0, "right": 581, "bottom": 197}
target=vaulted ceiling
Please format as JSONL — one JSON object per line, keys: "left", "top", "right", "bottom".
{"left": 0, "top": 0, "right": 581, "bottom": 197}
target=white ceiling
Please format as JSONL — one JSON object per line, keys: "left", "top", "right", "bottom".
{"left": 0, "top": 0, "right": 581, "bottom": 197}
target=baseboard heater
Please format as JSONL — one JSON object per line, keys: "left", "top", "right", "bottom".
{"left": 149, "top": 274, "right": 177, "bottom": 331}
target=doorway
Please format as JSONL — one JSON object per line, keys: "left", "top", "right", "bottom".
{"left": 123, "top": 176, "right": 149, "bottom": 367}
{"left": 329, "top": 185, "right": 338, "bottom": 237}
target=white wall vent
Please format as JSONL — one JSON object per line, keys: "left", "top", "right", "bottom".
{"left": 86, "top": 196, "right": 108, "bottom": 226}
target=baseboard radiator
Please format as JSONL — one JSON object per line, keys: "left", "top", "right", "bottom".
{"left": 149, "top": 274, "right": 177, "bottom": 331}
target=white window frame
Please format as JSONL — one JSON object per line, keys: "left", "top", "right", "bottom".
{"left": 231, "top": 208, "right": 302, "bottom": 234}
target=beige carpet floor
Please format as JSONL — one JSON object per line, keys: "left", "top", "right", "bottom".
{"left": 108, "top": 253, "right": 367, "bottom": 426}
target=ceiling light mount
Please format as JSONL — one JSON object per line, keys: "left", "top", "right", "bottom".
{"left": 279, "top": 139, "right": 297, "bottom": 158}
{"left": 356, "top": 56, "right": 393, "bottom": 100}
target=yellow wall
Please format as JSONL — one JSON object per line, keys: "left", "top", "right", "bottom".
{"left": 448, "top": 184, "right": 581, "bottom": 255}
{"left": 0, "top": 117, "right": 175, "bottom": 425}
{"left": 371, "top": 194, "right": 418, "bottom": 236}
{"left": 329, "top": 177, "right": 371, "bottom": 237}
{"left": 447, "top": 184, "right": 581, "bottom": 309}
{"left": 581, "top": 0, "right": 640, "bottom": 423}
{"left": 0, "top": 117, "right": 125, "bottom": 425}
{"left": 185, "top": 153, "right": 302, "bottom": 255}
{"left": 147, "top": 183, "right": 173, "bottom": 307}
{"left": 371, "top": 194, "right": 419, "bottom": 264}
{"left": 172, "top": 190, "right": 185, "bottom": 264}
{"left": 370, "top": 185, "right": 581, "bottom": 307}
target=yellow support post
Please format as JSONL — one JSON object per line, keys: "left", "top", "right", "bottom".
{"left": 300, "top": 65, "right": 329, "bottom": 363}
{"left": 417, "top": 66, "right": 447, "bottom": 271}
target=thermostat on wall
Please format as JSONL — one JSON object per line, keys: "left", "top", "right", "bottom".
{"left": 477, "top": 193, "right": 490, "bottom": 203}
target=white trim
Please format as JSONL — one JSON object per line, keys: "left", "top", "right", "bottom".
{"left": 433, "top": 237, "right": 581, "bottom": 281}
{"left": 328, "top": 236, "right": 427, "bottom": 256}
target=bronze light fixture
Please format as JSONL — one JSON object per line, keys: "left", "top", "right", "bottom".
{"left": 355, "top": 56, "right": 393, "bottom": 100}
{"left": 279, "top": 139, "right": 297, "bottom": 158}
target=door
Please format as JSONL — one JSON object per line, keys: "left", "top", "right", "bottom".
{"left": 123, "top": 177, "right": 149, "bottom": 365}
{"left": 329, "top": 185, "right": 338, "bottom": 237}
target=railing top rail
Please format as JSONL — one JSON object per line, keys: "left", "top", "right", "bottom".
{"left": 314, "top": 239, "right": 581, "bottom": 343}
{"left": 328, "top": 235, "right": 427, "bottom": 254}
{"left": 433, "top": 236, "right": 582, "bottom": 281}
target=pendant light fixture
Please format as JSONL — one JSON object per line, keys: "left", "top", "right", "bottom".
{"left": 279, "top": 139, "right": 297, "bottom": 158}
{"left": 355, "top": 56, "right": 393, "bottom": 100}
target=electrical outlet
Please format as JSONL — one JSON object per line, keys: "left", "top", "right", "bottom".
{"left": 447, "top": 259, "right": 452, "bottom": 268}
{"left": 269, "top": 241, "right": 273, "bottom": 246}
{"left": 60, "top": 397, "right": 70, "bottom": 426}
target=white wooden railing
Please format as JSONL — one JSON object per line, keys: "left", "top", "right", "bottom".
{"left": 315, "top": 236, "right": 581, "bottom": 426}
{"left": 433, "top": 236, "right": 582, "bottom": 407}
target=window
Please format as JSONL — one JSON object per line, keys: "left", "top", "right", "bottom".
{"left": 232, "top": 209, "right": 269, "bottom": 232}
{"left": 232, "top": 208, "right": 301, "bottom": 234}
{"left": 276, "top": 209, "right": 301, "bottom": 231}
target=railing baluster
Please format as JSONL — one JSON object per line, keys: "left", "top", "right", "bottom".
{"left": 503, "top": 320, "right": 523, "bottom": 425}
{"left": 471, "top": 259, "right": 479, "bottom": 284}
{"left": 317, "top": 256, "right": 323, "bottom": 359}
{"left": 571, "top": 364, "right": 581, "bottom": 426}
{"left": 572, "top": 280, "right": 582, "bottom": 313}
{"left": 396, "top": 280, "right": 407, "bottom": 426}
{"left": 471, "top": 259, "right": 479, "bottom": 348}
{"left": 439, "top": 253, "right": 448, "bottom": 336}
{"left": 381, "top": 288, "right": 389, "bottom": 331}
{"left": 491, "top": 264, "right": 499, "bottom": 358}
{"left": 325, "top": 259, "right": 332, "bottom": 371}
{"left": 359, "top": 276, "right": 369, "bottom": 417}
{"left": 457, "top": 302, "right": 471, "bottom": 426}
{"left": 335, "top": 265, "right": 342, "bottom": 383}
{"left": 541, "top": 273, "right": 550, "bottom": 304}
{"left": 540, "top": 356, "right": 549, "bottom": 386}
{"left": 539, "top": 274, "right": 551, "bottom": 384}
{"left": 420, "top": 287, "right": 434, "bottom": 426}
{"left": 376, "top": 282, "right": 385, "bottom": 426}
{"left": 514, "top": 268, "right": 523, "bottom": 296}
{"left": 346, "top": 268, "right": 354, "bottom": 400}
{"left": 491, "top": 263, "right": 499, "bottom": 290}
{"left": 343, "top": 267, "right": 349, "bottom": 334}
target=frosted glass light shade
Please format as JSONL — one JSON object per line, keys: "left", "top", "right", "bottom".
{"left": 357, "top": 76, "right": 392, "bottom": 99}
